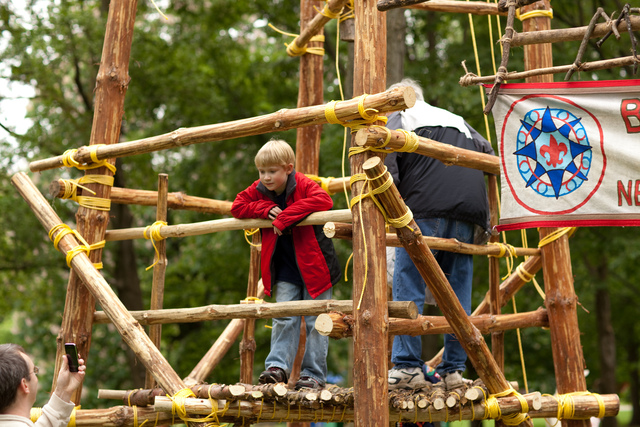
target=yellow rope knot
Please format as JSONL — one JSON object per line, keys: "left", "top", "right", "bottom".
{"left": 144, "top": 221, "right": 168, "bottom": 271}
{"left": 58, "top": 175, "right": 114, "bottom": 211}
{"left": 324, "top": 94, "right": 388, "bottom": 131}
{"left": 305, "top": 174, "right": 337, "bottom": 194}
{"left": 62, "top": 145, "right": 117, "bottom": 174}
{"left": 315, "top": 3, "right": 342, "bottom": 20}
{"left": 243, "top": 228, "right": 262, "bottom": 247}
{"left": 554, "top": 391, "right": 605, "bottom": 420}
{"left": 488, "top": 242, "right": 518, "bottom": 279}
{"left": 48, "top": 224, "right": 105, "bottom": 269}
{"left": 268, "top": 23, "right": 324, "bottom": 57}
{"left": 538, "top": 227, "right": 576, "bottom": 247}
{"left": 484, "top": 388, "right": 530, "bottom": 425}
{"left": 240, "top": 296, "right": 264, "bottom": 304}
{"left": 516, "top": 8, "right": 554, "bottom": 21}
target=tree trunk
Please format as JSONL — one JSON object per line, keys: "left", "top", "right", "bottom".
{"left": 628, "top": 338, "right": 640, "bottom": 426}
{"left": 386, "top": 8, "right": 406, "bottom": 85}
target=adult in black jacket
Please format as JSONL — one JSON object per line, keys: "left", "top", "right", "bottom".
{"left": 385, "top": 79, "right": 494, "bottom": 391}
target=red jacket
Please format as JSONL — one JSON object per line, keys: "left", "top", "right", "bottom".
{"left": 231, "top": 171, "right": 341, "bottom": 298}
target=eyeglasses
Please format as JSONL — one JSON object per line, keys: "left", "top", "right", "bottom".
{"left": 30, "top": 366, "right": 39, "bottom": 377}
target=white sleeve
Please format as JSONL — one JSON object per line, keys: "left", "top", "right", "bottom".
{"left": 35, "top": 394, "right": 75, "bottom": 427}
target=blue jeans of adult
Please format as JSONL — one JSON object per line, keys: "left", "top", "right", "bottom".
{"left": 265, "top": 280, "right": 332, "bottom": 384}
{"left": 391, "top": 217, "right": 474, "bottom": 376}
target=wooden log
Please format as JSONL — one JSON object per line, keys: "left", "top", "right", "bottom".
{"left": 376, "top": 0, "right": 427, "bottom": 12}
{"left": 49, "top": 0, "right": 138, "bottom": 400}
{"left": 362, "top": 157, "right": 517, "bottom": 401}
{"left": 150, "top": 392, "right": 619, "bottom": 423}
{"left": 351, "top": 0, "right": 389, "bottom": 425}
{"left": 510, "top": 15, "right": 640, "bottom": 47}
{"left": 354, "top": 126, "right": 500, "bottom": 175}
{"left": 316, "top": 309, "right": 549, "bottom": 339}
{"left": 50, "top": 181, "right": 233, "bottom": 215}
{"left": 324, "top": 222, "right": 541, "bottom": 257}
{"left": 488, "top": 174, "right": 504, "bottom": 374}
{"left": 104, "top": 209, "right": 352, "bottom": 242}
{"left": 290, "top": 0, "right": 351, "bottom": 59}
{"left": 28, "top": 87, "right": 416, "bottom": 173}
{"left": 497, "top": 0, "right": 539, "bottom": 11}
{"left": 184, "top": 281, "right": 266, "bottom": 386}
{"left": 406, "top": 0, "right": 506, "bottom": 15}
{"left": 461, "top": 55, "right": 640, "bottom": 86}
{"left": 145, "top": 174, "right": 168, "bottom": 390}
{"left": 93, "top": 299, "right": 418, "bottom": 324}
{"left": 240, "top": 235, "right": 261, "bottom": 385}
{"left": 11, "top": 172, "right": 187, "bottom": 396}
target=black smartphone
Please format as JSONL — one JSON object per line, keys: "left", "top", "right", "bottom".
{"left": 64, "top": 343, "right": 79, "bottom": 372}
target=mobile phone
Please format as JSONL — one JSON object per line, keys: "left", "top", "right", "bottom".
{"left": 64, "top": 343, "right": 79, "bottom": 372}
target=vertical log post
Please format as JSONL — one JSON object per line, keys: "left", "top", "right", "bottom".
{"left": 145, "top": 174, "right": 169, "bottom": 389}
{"left": 362, "top": 158, "right": 531, "bottom": 424}
{"left": 351, "top": 1, "right": 389, "bottom": 425}
{"left": 521, "top": 2, "right": 588, "bottom": 427}
{"left": 240, "top": 233, "right": 261, "bottom": 384}
{"left": 51, "top": 0, "right": 138, "bottom": 401}
{"left": 488, "top": 174, "right": 505, "bottom": 371}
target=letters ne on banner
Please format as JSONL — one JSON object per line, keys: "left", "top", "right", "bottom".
{"left": 491, "top": 79, "right": 640, "bottom": 231}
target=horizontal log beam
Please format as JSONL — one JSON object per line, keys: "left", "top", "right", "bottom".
{"left": 316, "top": 308, "right": 549, "bottom": 339}
{"left": 29, "top": 86, "right": 416, "bottom": 172}
{"left": 407, "top": 0, "right": 506, "bottom": 15}
{"left": 93, "top": 299, "right": 419, "bottom": 325}
{"left": 324, "top": 222, "right": 541, "bottom": 257}
{"left": 510, "top": 14, "right": 640, "bottom": 46}
{"left": 354, "top": 126, "right": 500, "bottom": 175}
{"left": 104, "top": 209, "right": 352, "bottom": 242}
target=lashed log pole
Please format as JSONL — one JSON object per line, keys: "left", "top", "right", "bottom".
{"left": 151, "top": 393, "right": 619, "bottom": 423}
{"left": 145, "top": 174, "right": 169, "bottom": 389}
{"left": 93, "top": 299, "right": 419, "bottom": 324}
{"left": 354, "top": 126, "right": 500, "bottom": 175}
{"left": 351, "top": 0, "right": 391, "bottom": 425}
{"left": 49, "top": 181, "right": 233, "bottom": 215}
{"left": 488, "top": 175, "right": 505, "bottom": 374}
{"left": 324, "top": 222, "right": 540, "bottom": 257}
{"left": 239, "top": 235, "right": 261, "bottom": 385}
{"left": 381, "top": 0, "right": 506, "bottom": 15}
{"left": 362, "top": 158, "right": 528, "bottom": 413}
{"left": 28, "top": 87, "right": 415, "bottom": 173}
{"left": 49, "top": 0, "right": 137, "bottom": 401}
{"left": 290, "top": 0, "right": 350, "bottom": 58}
{"left": 316, "top": 309, "right": 549, "bottom": 339}
{"left": 104, "top": 209, "right": 352, "bottom": 242}
{"left": 11, "top": 172, "right": 187, "bottom": 396}
{"left": 523, "top": 3, "right": 588, "bottom": 427}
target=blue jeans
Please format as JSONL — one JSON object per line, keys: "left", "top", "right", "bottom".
{"left": 391, "top": 217, "right": 474, "bottom": 376}
{"left": 265, "top": 281, "right": 331, "bottom": 383}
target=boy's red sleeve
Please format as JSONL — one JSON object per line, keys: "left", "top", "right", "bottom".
{"left": 271, "top": 175, "right": 333, "bottom": 231}
{"left": 231, "top": 182, "right": 276, "bottom": 219}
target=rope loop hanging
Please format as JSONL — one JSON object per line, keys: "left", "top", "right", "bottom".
{"left": 143, "top": 221, "right": 168, "bottom": 270}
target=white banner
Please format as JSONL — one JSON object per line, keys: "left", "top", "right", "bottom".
{"left": 492, "top": 79, "right": 640, "bottom": 231}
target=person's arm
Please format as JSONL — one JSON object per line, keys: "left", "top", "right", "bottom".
{"left": 35, "top": 355, "right": 85, "bottom": 427}
{"left": 230, "top": 182, "right": 276, "bottom": 219}
{"left": 271, "top": 176, "right": 333, "bottom": 232}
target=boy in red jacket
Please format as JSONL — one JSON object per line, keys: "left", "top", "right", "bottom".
{"left": 231, "top": 139, "right": 341, "bottom": 390}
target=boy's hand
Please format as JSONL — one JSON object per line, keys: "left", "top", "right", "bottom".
{"left": 273, "top": 226, "right": 283, "bottom": 236}
{"left": 268, "top": 206, "right": 282, "bottom": 220}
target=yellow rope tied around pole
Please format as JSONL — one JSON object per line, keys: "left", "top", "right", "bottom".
{"left": 168, "top": 388, "right": 222, "bottom": 425}
{"left": 58, "top": 175, "right": 114, "bottom": 211}
{"left": 538, "top": 227, "right": 576, "bottom": 247}
{"left": 48, "top": 223, "right": 105, "bottom": 269}
{"left": 487, "top": 242, "right": 517, "bottom": 279}
{"left": 315, "top": 2, "right": 342, "bottom": 20}
{"left": 61, "top": 145, "right": 117, "bottom": 174}
{"left": 243, "top": 228, "right": 262, "bottom": 247}
{"left": 305, "top": 174, "right": 337, "bottom": 194}
{"left": 484, "top": 388, "right": 530, "bottom": 425}
{"left": 143, "top": 221, "right": 167, "bottom": 271}
{"left": 267, "top": 24, "right": 325, "bottom": 57}
{"left": 324, "top": 94, "right": 388, "bottom": 130}
{"left": 516, "top": 8, "right": 554, "bottom": 21}
{"left": 548, "top": 392, "right": 605, "bottom": 420}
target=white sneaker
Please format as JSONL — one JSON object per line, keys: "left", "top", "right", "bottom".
{"left": 443, "top": 371, "right": 472, "bottom": 390}
{"left": 388, "top": 367, "right": 429, "bottom": 390}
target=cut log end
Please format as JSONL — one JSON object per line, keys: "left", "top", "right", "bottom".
{"left": 315, "top": 313, "right": 334, "bottom": 336}
{"left": 324, "top": 222, "right": 336, "bottom": 238}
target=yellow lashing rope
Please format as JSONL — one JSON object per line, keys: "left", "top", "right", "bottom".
{"left": 305, "top": 173, "right": 337, "bottom": 194}
{"left": 243, "top": 228, "right": 262, "bottom": 247}
{"left": 48, "top": 223, "right": 105, "bottom": 269}
{"left": 168, "top": 388, "right": 225, "bottom": 425}
{"left": 516, "top": 8, "right": 554, "bottom": 21}
{"left": 484, "top": 388, "right": 530, "bottom": 425}
{"left": 324, "top": 94, "right": 388, "bottom": 131}
{"left": 58, "top": 175, "right": 114, "bottom": 211}
{"left": 268, "top": 23, "right": 325, "bottom": 57}
{"left": 143, "top": 221, "right": 168, "bottom": 271}
{"left": 543, "top": 391, "right": 606, "bottom": 420}
{"left": 62, "top": 145, "right": 117, "bottom": 174}
{"left": 487, "top": 242, "right": 517, "bottom": 279}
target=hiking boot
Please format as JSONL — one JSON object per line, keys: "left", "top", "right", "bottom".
{"left": 295, "top": 376, "right": 325, "bottom": 390}
{"left": 388, "top": 366, "right": 429, "bottom": 390}
{"left": 259, "top": 367, "right": 288, "bottom": 384}
{"left": 443, "top": 371, "right": 472, "bottom": 390}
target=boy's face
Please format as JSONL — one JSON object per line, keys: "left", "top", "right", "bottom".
{"left": 258, "top": 163, "right": 293, "bottom": 195}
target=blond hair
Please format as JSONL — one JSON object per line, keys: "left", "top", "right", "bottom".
{"left": 254, "top": 139, "right": 295, "bottom": 168}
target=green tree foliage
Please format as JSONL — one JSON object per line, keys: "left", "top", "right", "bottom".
{"left": 1, "top": 0, "right": 639, "bottom": 417}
